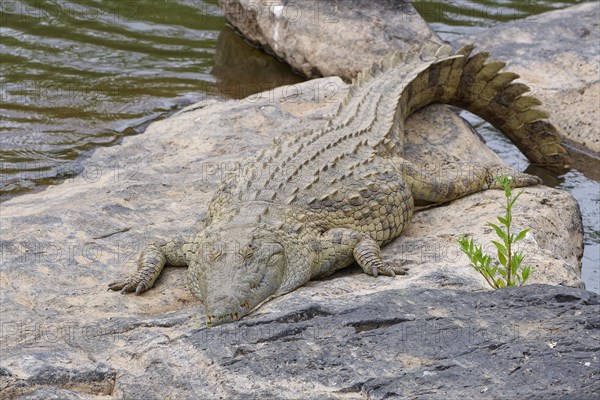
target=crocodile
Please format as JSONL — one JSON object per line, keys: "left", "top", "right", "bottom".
{"left": 108, "top": 43, "right": 570, "bottom": 326}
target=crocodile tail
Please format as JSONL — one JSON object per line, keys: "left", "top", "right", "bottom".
{"left": 398, "top": 44, "right": 571, "bottom": 169}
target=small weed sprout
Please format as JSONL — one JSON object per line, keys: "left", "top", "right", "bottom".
{"left": 458, "top": 176, "right": 532, "bottom": 289}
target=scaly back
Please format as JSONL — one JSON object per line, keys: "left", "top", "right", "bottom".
{"left": 208, "top": 43, "right": 570, "bottom": 221}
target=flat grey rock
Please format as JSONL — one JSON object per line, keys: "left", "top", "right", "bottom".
{"left": 0, "top": 75, "right": 587, "bottom": 399}
{"left": 0, "top": 3, "right": 592, "bottom": 397}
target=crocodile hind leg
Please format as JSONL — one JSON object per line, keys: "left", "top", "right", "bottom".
{"left": 397, "top": 159, "right": 541, "bottom": 204}
{"left": 108, "top": 237, "right": 192, "bottom": 294}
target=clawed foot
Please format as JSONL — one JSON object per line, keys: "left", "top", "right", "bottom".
{"left": 353, "top": 236, "right": 409, "bottom": 278}
{"left": 108, "top": 271, "right": 154, "bottom": 295}
{"left": 369, "top": 261, "right": 409, "bottom": 278}
{"left": 108, "top": 244, "right": 167, "bottom": 295}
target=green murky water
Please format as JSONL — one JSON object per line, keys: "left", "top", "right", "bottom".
{"left": 0, "top": 0, "right": 302, "bottom": 199}
{"left": 0, "top": 0, "right": 597, "bottom": 292}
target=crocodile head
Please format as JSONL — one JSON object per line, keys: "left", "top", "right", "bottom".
{"left": 188, "top": 227, "right": 287, "bottom": 326}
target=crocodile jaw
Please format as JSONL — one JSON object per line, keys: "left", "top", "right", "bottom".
{"left": 188, "top": 232, "right": 286, "bottom": 326}
{"left": 203, "top": 266, "right": 283, "bottom": 327}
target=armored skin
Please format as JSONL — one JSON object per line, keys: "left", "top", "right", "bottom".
{"left": 109, "top": 44, "right": 570, "bottom": 326}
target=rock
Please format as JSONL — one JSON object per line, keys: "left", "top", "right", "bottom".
{"left": 399, "top": 107, "right": 584, "bottom": 291}
{"left": 453, "top": 2, "right": 600, "bottom": 154}
{"left": 0, "top": 75, "right": 588, "bottom": 397}
{"left": 3, "top": 281, "right": 598, "bottom": 398}
{"left": 219, "top": 0, "right": 441, "bottom": 80}
{"left": 220, "top": 1, "right": 599, "bottom": 155}
{"left": 162, "top": 284, "right": 599, "bottom": 399}
{"left": 0, "top": 358, "right": 115, "bottom": 399}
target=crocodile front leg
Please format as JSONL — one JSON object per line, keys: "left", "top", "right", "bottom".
{"left": 108, "top": 237, "right": 192, "bottom": 294}
{"left": 353, "top": 235, "right": 408, "bottom": 277}
{"left": 315, "top": 228, "right": 408, "bottom": 278}
{"left": 398, "top": 159, "right": 541, "bottom": 204}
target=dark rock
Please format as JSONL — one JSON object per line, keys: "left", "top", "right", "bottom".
{"left": 177, "top": 285, "right": 599, "bottom": 399}
{"left": 0, "top": 359, "right": 115, "bottom": 399}
{"left": 16, "top": 387, "right": 90, "bottom": 400}
{"left": 104, "top": 285, "right": 600, "bottom": 398}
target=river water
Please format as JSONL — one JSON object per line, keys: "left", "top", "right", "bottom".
{"left": 0, "top": 0, "right": 597, "bottom": 292}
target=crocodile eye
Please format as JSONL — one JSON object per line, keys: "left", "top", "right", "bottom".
{"left": 267, "top": 243, "right": 283, "bottom": 255}
{"left": 266, "top": 243, "right": 284, "bottom": 265}
{"left": 268, "top": 252, "right": 283, "bottom": 265}
{"left": 238, "top": 244, "right": 255, "bottom": 259}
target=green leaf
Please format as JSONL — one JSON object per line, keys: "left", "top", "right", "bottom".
{"left": 491, "top": 241, "right": 507, "bottom": 266}
{"left": 488, "top": 223, "right": 508, "bottom": 242}
{"left": 497, "top": 250, "right": 507, "bottom": 267}
{"left": 458, "top": 237, "right": 475, "bottom": 258}
{"left": 509, "top": 190, "right": 524, "bottom": 208}
{"left": 498, "top": 269, "right": 507, "bottom": 278}
{"left": 510, "top": 260, "right": 518, "bottom": 275}
{"left": 491, "top": 240, "right": 507, "bottom": 254}
{"left": 522, "top": 266, "right": 531, "bottom": 282}
{"left": 497, "top": 216, "right": 509, "bottom": 227}
{"left": 512, "top": 252, "right": 524, "bottom": 271}
{"left": 495, "top": 176, "right": 508, "bottom": 186}
{"left": 480, "top": 252, "right": 489, "bottom": 266}
{"left": 514, "top": 229, "right": 530, "bottom": 242}
{"left": 504, "top": 183, "right": 512, "bottom": 199}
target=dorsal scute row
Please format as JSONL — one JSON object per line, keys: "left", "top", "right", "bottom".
{"left": 241, "top": 45, "right": 461, "bottom": 205}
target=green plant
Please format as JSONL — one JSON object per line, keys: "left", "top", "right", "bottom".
{"left": 458, "top": 176, "right": 532, "bottom": 289}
